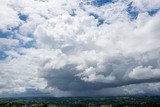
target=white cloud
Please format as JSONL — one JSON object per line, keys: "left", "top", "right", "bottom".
{"left": 16, "top": 34, "right": 33, "bottom": 43}
{"left": 0, "top": 38, "right": 19, "bottom": 49}
{"left": 132, "top": 0, "right": 160, "bottom": 12}
{"left": 0, "top": 48, "right": 49, "bottom": 94}
{"left": 129, "top": 66, "right": 160, "bottom": 80}
{"left": 0, "top": 0, "right": 160, "bottom": 97}
{"left": 0, "top": 2, "right": 20, "bottom": 31}
{"left": 117, "top": 12, "right": 160, "bottom": 54}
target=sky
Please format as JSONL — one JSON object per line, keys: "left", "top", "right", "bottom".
{"left": 0, "top": 0, "right": 160, "bottom": 97}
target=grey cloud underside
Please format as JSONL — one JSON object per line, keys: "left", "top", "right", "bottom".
{"left": 43, "top": 50, "right": 160, "bottom": 91}
{"left": 0, "top": 0, "right": 160, "bottom": 97}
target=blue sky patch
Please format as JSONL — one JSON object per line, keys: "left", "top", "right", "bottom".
{"left": 18, "top": 13, "right": 28, "bottom": 21}
{"left": 0, "top": 51, "right": 8, "bottom": 60}
{"left": 69, "top": 9, "right": 76, "bottom": 16}
{"left": 89, "top": 13, "right": 105, "bottom": 26}
{"left": 0, "top": 25, "right": 21, "bottom": 39}
{"left": 148, "top": 9, "right": 160, "bottom": 16}
{"left": 19, "top": 40, "right": 36, "bottom": 48}
{"left": 0, "top": 30, "right": 11, "bottom": 38}
{"left": 127, "top": 2, "right": 139, "bottom": 20}
{"left": 92, "top": 0, "right": 112, "bottom": 7}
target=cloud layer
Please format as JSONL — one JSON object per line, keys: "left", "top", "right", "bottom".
{"left": 0, "top": 0, "right": 160, "bottom": 97}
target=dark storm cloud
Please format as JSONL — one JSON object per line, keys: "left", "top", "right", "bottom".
{"left": 41, "top": 49, "right": 160, "bottom": 95}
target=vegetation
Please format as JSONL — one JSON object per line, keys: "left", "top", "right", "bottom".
{"left": 0, "top": 96, "right": 160, "bottom": 107}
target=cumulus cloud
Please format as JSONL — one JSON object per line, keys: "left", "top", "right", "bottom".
{"left": 0, "top": 38, "right": 19, "bottom": 51}
{"left": 0, "top": 0, "right": 160, "bottom": 97}
{"left": 0, "top": 2, "right": 20, "bottom": 31}
{"left": 132, "top": 0, "right": 160, "bottom": 12}
{"left": 0, "top": 38, "right": 19, "bottom": 47}
{"left": 129, "top": 66, "right": 160, "bottom": 80}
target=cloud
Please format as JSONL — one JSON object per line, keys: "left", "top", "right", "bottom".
{"left": 0, "top": 48, "right": 47, "bottom": 94}
{"left": 117, "top": 12, "right": 160, "bottom": 54}
{"left": 129, "top": 66, "right": 160, "bottom": 80}
{"left": 0, "top": 2, "right": 20, "bottom": 31}
{"left": 0, "top": 0, "right": 160, "bottom": 97}
{"left": 0, "top": 38, "right": 19, "bottom": 47}
{"left": 131, "top": 0, "right": 160, "bottom": 12}
{"left": 0, "top": 38, "right": 19, "bottom": 51}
